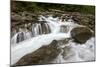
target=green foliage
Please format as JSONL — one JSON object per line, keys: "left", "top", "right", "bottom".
{"left": 12, "top": 1, "right": 95, "bottom": 15}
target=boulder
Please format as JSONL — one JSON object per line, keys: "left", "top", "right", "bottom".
{"left": 14, "top": 40, "right": 61, "bottom": 66}
{"left": 11, "top": 13, "right": 22, "bottom": 21}
{"left": 71, "top": 27, "right": 93, "bottom": 44}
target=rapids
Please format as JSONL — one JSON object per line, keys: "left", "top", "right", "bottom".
{"left": 11, "top": 15, "right": 95, "bottom": 65}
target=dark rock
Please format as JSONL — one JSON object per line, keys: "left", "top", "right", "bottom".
{"left": 71, "top": 27, "right": 93, "bottom": 44}
{"left": 52, "top": 13, "right": 62, "bottom": 18}
{"left": 14, "top": 40, "right": 61, "bottom": 66}
{"left": 39, "top": 21, "right": 47, "bottom": 24}
{"left": 73, "top": 14, "right": 95, "bottom": 32}
{"left": 11, "top": 13, "right": 22, "bottom": 21}
{"left": 11, "top": 12, "right": 41, "bottom": 34}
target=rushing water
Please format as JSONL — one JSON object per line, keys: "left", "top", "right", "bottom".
{"left": 11, "top": 15, "right": 81, "bottom": 44}
{"left": 11, "top": 15, "right": 95, "bottom": 65}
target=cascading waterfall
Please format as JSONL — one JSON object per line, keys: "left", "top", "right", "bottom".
{"left": 11, "top": 15, "right": 73, "bottom": 44}
{"left": 31, "top": 22, "right": 51, "bottom": 37}
{"left": 11, "top": 20, "right": 51, "bottom": 44}
{"left": 11, "top": 15, "right": 95, "bottom": 65}
{"left": 11, "top": 30, "right": 32, "bottom": 45}
{"left": 60, "top": 25, "right": 69, "bottom": 33}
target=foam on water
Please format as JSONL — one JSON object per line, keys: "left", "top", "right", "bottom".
{"left": 52, "top": 37, "right": 95, "bottom": 63}
{"left": 11, "top": 15, "right": 95, "bottom": 65}
{"left": 11, "top": 33, "right": 69, "bottom": 65}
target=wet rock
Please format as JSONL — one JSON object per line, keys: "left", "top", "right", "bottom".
{"left": 14, "top": 40, "right": 61, "bottom": 66}
{"left": 62, "top": 46, "right": 72, "bottom": 59}
{"left": 58, "top": 38, "right": 70, "bottom": 46}
{"left": 71, "top": 27, "right": 93, "bottom": 44}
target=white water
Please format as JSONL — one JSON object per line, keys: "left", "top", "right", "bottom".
{"left": 11, "top": 29, "right": 32, "bottom": 45}
{"left": 11, "top": 15, "right": 95, "bottom": 65}
{"left": 52, "top": 37, "right": 95, "bottom": 63}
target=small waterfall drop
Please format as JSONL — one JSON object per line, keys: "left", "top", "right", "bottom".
{"left": 11, "top": 15, "right": 95, "bottom": 65}
{"left": 11, "top": 15, "right": 76, "bottom": 44}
